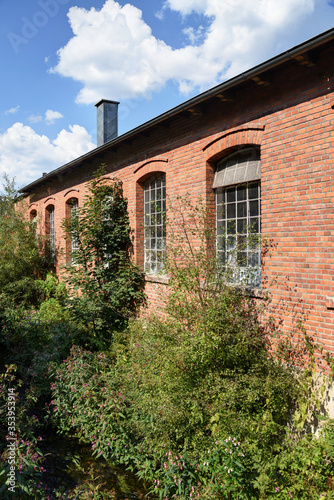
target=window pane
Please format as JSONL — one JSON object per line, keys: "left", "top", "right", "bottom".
{"left": 237, "top": 202, "right": 247, "bottom": 218}
{"left": 249, "top": 200, "right": 259, "bottom": 217}
{"left": 237, "top": 185, "right": 246, "bottom": 201}
{"left": 249, "top": 217, "right": 259, "bottom": 233}
{"left": 216, "top": 189, "right": 224, "bottom": 204}
{"left": 237, "top": 251, "right": 247, "bottom": 266}
{"left": 237, "top": 234, "right": 246, "bottom": 248}
{"left": 226, "top": 188, "right": 235, "bottom": 202}
{"left": 227, "top": 236, "right": 236, "bottom": 250}
{"left": 249, "top": 252, "right": 260, "bottom": 267}
{"left": 237, "top": 219, "right": 247, "bottom": 234}
{"left": 248, "top": 183, "right": 259, "bottom": 199}
{"left": 227, "top": 220, "right": 236, "bottom": 234}
{"left": 227, "top": 203, "right": 236, "bottom": 219}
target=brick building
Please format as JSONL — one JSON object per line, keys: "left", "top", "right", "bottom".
{"left": 21, "top": 28, "right": 334, "bottom": 352}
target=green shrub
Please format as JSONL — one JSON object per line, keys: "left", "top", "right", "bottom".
{"left": 62, "top": 167, "right": 146, "bottom": 349}
{"left": 0, "top": 365, "right": 47, "bottom": 499}
{"left": 1, "top": 308, "right": 84, "bottom": 400}
{"left": 48, "top": 195, "right": 334, "bottom": 498}
{"left": 0, "top": 176, "right": 53, "bottom": 310}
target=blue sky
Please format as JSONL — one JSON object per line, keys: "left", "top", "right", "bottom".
{"left": 0, "top": 0, "right": 333, "bottom": 190}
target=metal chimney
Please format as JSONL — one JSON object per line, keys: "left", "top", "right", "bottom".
{"left": 95, "top": 99, "right": 119, "bottom": 147}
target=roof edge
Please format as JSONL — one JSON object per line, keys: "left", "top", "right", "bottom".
{"left": 20, "top": 27, "right": 334, "bottom": 194}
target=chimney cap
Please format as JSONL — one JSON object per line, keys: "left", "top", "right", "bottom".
{"left": 95, "top": 99, "right": 120, "bottom": 107}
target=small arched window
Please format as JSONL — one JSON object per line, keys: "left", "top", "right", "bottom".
{"left": 66, "top": 198, "right": 79, "bottom": 263}
{"left": 215, "top": 147, "right": 261, "bottom": 286}
{"left": 45, "top": 205, "right": 55, "bottom": 255}
{"left": 143, "top": 173, "right": 166, "bottom": 275}
{"left": 30, "top": 209, "right": 37, "bottom": 238}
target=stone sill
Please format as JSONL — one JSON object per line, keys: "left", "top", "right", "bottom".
{"left": 145, "top": 274, "right": 169, "bottom": 285}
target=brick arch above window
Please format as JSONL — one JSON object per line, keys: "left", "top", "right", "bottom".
{"left": 64, "top": 189, "right": 79, "bottom": 198}
{"left": 94, "top": 176, "right": 115, "bottom": 185}
{"left": 203, "top": 125, "right": 265, "bottom": 163}
{"left": 43, "top": 197, "right": 56, "bottom": 205}
{"left": 134, "top": 158, "right": 168, "bottom": 182}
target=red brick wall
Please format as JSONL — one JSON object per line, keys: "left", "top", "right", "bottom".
{"left": 26, "top": 41, "right": 334, "bottom": 351}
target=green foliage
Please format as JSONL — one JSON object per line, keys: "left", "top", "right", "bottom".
{"left": 50, "top": 336, "right": 334, "bottom": 499}
{"left": 0, "top": 176, "right": 53, "bottom": 309}
{"left": 2, "top": 189, "right": 333, "bottom": 498}
{"left": 62, "top": 166, "right": 146, "bottom": 349}
{"left": 0, "top": 365, "right": 47, "bottom": 498}
{"left": 47, "top": 195, "right": 334, "bottom": 498}
{"left": 1, "top": 307, "right": 84, "bottom": 400}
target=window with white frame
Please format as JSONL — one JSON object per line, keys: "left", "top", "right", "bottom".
{"left": 69, "top": 199, "right": 79, "bottom": 260}
{"left": 46, "top": 205, "right": 55, "bottom": 255}
{"left": 101, "top": 194, "right": 113, "bottom": 266}
{"left": 214, "top": 148, "right": 261, "bottom": 286}
{"left": 144, "top": 173, "right": 166, "bottom": 275}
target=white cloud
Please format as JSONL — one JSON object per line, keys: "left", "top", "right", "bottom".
{"left": 183, "top": 25, "right": 205, "bottom": 45}
{"left": 28, "top": 110, "right": 64, "bottom": 125}
{"left": 5, "top": 106, "right": 20, "bottom": 115}
{"left": 49, "top": 0, "right": 327, "bottom": 104}
{"left": 0, "top": 122, "right": 96, "bottom": 190}
{"left": 28, "top": 114, "right": 43, "bottom": 124}
{"left": 164, "top": 0, "right": 208, "bottom": 16}
{"left": 45, "top": 109, "right": 64, "bottom": 125}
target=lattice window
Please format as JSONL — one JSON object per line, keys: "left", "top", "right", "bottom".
{"left": 46, "top": 205, "right": 55, "bottom": 255}
{"left": 215, "top": 148, "right": 261, "bottom": 286}
{"left": 69, "top": 199, "right": 79, "bottom": 259}
{"left": 144, "top": 173, "right": 166, "bottom": 275}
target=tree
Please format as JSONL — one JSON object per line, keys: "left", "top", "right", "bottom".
{"left": 62, "top": 167, "right": 146, "bottom": 348}
{"left": 0, "top": 175, "right": 52, "bottom": 307}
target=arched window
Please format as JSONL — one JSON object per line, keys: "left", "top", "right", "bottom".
{"left": 45, "top": 205, "right": 55, "bottom": 255}
{"left": 66, "top": 198, "right": 79, "bottom": 263}
{"left": 29, "top": 209, "right": 37, "bottom": 238}
{"left": 215, "top": 147, "right": 261, "bottom": 286}
{"left": 143, "top": 173, "right": 166, "bottom": 275}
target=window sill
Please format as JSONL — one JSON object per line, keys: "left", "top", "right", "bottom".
{"left": 144, "top": 275, "right": 265, "bottom": 297}
{"left": 244, "top": 286, "right": 266, "bottom": 299}
{"left": 145, "top": 274, "right": 169, "bottom": 285}
{"left": 226, "top": 282, "right": 266, "bottom": 299}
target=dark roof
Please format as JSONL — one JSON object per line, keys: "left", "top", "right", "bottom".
{"left": 21, "top": 27, "right": 334, "bottom": 193}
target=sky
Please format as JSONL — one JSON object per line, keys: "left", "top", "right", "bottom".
{"left": 0, "top": 0, "right": 333, "bottom": 191}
